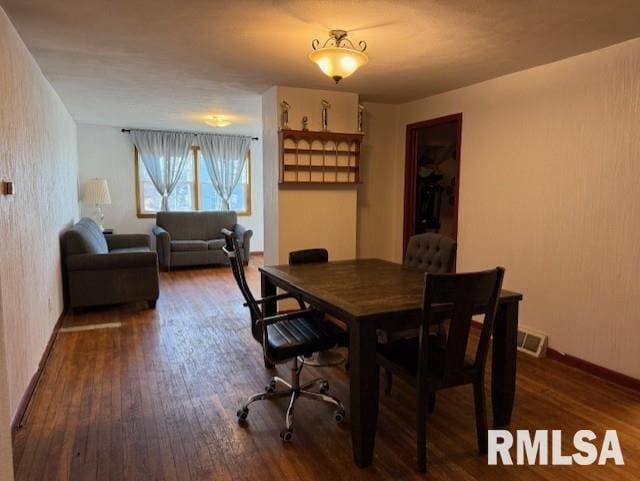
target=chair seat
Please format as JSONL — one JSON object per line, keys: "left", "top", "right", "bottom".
{"left": 171, "top": 240, "right": 208, "bottom": 252}
{"left": 377, "top": 327, "right": 420, "bottom": 344}
{"left": 109, "top": 247, "right": 151, "bottom": 254}
{"left": 267, "top": 313, "right": 337, "bottom": 362}
{"left": 377, "top": 336, "right": 475, "bottom": 387}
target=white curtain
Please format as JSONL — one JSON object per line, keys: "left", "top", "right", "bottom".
{"left": 198, "top": 134, "right": 251, "bottom": 210}
{"left": 130, "top": 130, "right": 194, "bottom": 211}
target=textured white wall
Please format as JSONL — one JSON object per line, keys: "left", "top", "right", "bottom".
{"left": 0, "top": 287, "right": 13, "bottom": 481}
{"left": 0, "top": 7, "right": 78, "bottom": 472}
{"left": 357, "top": 102, "right": 400, "bottom": 260}
{"left": 77, "top": 124, "right": 265, "bottom": 250}
{"left": 359, "top": 38, "right": 640, "bottom": 379}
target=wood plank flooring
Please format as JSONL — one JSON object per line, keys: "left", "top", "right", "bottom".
{"left": 12, "top": 257, "right": 640, "bottom": 480}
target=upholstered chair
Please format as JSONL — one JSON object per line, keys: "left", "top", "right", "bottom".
{"left": 404, "top": 233, "right": 457, "bottom": 273}
{"left": 380, "top": 232, "right": 458, "bottom": 394}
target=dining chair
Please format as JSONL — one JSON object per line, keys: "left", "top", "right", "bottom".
{"left": 289, "top": 248, "right": 349, "bottom": 368}
{"left": 380, "top": 232, "right": 457, "bottom": 394}
{"left": 376, "top": 267, "right": 504, "bottom": 472}
{"left": 404, "top": 232, "right": 457, "bottom": 272}
{"left": 223, "top": 231, "right": 346, "bottom": 441}
{"left": 289, "top": 248, "right": 329, "bottom": 265}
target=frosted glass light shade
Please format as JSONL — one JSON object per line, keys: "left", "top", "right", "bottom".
{"left": 308, "top": 47, "right": 368, "bottom": 83}
{"left": 83, "top": 178, "right": 111, "bottom": 205}
{"left": 205, "top": 115, "right": 232, "bottom": 127}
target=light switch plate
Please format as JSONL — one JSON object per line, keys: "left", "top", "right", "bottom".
{"left": 2, "top": 181, "right": 14, "bottom": 195}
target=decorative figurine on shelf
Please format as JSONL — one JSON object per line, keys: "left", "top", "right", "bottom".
{"left": 301, "top": 116, "right": 309, "bottom": 131}
{"left": 280, "top": 100, "right": 290, "bottom": 130}
{"left": 358, "top": 104, "right": 365, "bottom": 133}
{"left": 321, "top": 98, "right": 331, "bottom": 131}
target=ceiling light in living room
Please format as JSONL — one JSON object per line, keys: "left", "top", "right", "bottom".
{"left": 309, "top": 30, "right": 368, "bottom": 83}
{"left": 204, "top": 115, "right": 232, "bottom": 127}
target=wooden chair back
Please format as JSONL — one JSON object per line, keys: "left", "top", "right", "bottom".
{"left": 288, "top": 248, "right": 329, "bottom": 265}
{"left": 419, "top": 267, "right": 504, "bottom": 387}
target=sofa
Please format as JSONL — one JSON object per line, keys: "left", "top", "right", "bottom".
{"left": 152, "top": 211, "right": 253, "bottom": 270}
{"left": 62, "top": 218, "right": 159, "bottom": 309}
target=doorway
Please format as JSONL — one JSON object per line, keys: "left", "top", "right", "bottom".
{"left": 403, "top": 113, "right": 462, "bottom": 254}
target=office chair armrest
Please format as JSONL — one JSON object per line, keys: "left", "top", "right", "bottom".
{"left": 259, "top": 309, "right": 317, "bottom": 327}
{"left": 245, "top": 292, "right": 304, "bottom": 307}
{"left": 255, "top": 292, "right": 297, "bottom": 303}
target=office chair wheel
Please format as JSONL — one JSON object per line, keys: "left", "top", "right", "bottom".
{"left": 236, "top": 407, "right": 249, "bottom": 422}
{"left": 319, "top": 381, "right": 330, "bottom": 394}
{"left": 266, "top": 380, "right": 277, "bottom": 393}
{"left": 334, "top": 409, "right": 346, "bottom": 424}
{"left": 280, "top": 429, "right": 293, "bottom": 442}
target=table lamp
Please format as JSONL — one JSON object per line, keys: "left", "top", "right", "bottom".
{"left": 83, "top": 178, "right": 111, "bottom": 230}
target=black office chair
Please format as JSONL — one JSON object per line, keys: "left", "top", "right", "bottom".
{"left": 222, "top": 231, "right": 346, "bottom": 441}
{"left": 376, "top": 267, "right": 504, "bottom": 472}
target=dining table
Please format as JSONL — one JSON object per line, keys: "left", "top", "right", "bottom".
{"left": 259, "top": 258, "right": 523, "bottom": 468}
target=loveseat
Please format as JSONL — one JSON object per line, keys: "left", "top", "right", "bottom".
{"left": 62, "top": 218, "right": 159, "bottom": 309}
{"left": 152, "top": 211, "right": 252, "bottom": 270}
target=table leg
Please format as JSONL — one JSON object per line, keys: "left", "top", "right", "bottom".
{"left": 491, "top": 300, "right": 519, "bottom": 427}
{"left": 349, "top": 322, "right": 380, "bottom": 467}
{"left": 260, "top": 274, "right": 276, "bottom": 369}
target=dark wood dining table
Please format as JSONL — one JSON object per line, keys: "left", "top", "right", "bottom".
{"left": 259, "top": 258, "right": 523, "bottom": 468}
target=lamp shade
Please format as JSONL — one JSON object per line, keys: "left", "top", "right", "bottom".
{"left": 204, "top": 115, "right": 232, "bottom": 127}
{"left": 309, "top": 47, "right": 368, "bottom": 83}
{"left": 83, "top": 178, "right": 111, "bottom": 205}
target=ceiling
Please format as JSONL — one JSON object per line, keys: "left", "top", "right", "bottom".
{"left": 3, "top": 0, "right": 640, "bottom": 132}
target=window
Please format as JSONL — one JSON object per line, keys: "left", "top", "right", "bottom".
{"left": 135, "top": 146, "right": 251, "bottom": 217}
{"left": 198, "top": 155, "right": 250, "bottom": 212}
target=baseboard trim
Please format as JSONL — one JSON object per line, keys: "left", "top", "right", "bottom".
{"left": 470, "top": 320, "right": 640, "bottom": 392}
{"left": 546, "top": 348, "right": 640, "bottom": 392}
{"left": 11, "top": 309, "right": 64, "bottom": 438}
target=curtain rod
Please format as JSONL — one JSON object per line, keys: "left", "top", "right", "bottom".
{"left": 121, "top": 128, "right": 258, "bottom": 140}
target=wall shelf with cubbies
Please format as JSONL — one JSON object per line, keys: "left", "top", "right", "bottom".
{"left": 279, "top": 129, "right": 363, "bottom": 185}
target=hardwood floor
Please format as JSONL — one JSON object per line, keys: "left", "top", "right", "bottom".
{"left": 12, "top": 257, "right": 640, "bottom": 480}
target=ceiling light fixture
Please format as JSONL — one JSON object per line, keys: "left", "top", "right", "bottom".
{"left": 204, "top": 115, "right": 232, "bottom": 127}
{"left": 309, "top": 30, "right": 368, "bottom": 84}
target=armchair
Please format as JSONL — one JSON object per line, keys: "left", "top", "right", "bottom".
{"left": 62, "top": 218, "right": 159, "bottom": 309}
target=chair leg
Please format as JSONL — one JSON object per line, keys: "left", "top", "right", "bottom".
{"left": 473, "top": 379, "right": 488, "bottom": 454}
{"left": 285, "top": 391, "right": 299, "bottom": 431}
{"left": 299, "top": 390, "right": 345, "bottom": 412}
{"left": 428, "top": 392, "right": 436, "bottom": 414}
{"left": 241, "top": 387, "right": 292, "bottom": 411}
{"left": 264, "top": 355, "right": 275, "bottom": 369}
{"left": 416, "top": 391, "right": 428, "bottom": 472}
{"left": 384, "top": 369, "right": 393, "bottom": 395}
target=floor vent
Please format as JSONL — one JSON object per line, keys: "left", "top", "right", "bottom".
{"left": 516, "top": 326, "right": 547, "bottom": 358}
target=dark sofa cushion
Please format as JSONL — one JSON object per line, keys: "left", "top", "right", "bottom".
{"left": 207, "top": 239, "right": 226, "bottom": 250}
{"left": 171, "top": 240, "right": 208, "bottom": 252}
{"left": 106, "top": 234, "right": 151, "bottom": 251}
{"left": 66, "top": 251, "right": 158, "bottom": 271}
{"left": 110, "top": 247, "right": 152, "bottom": 254}
{"left": 62, "top": 218, "right": 109, "bottom": 255}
